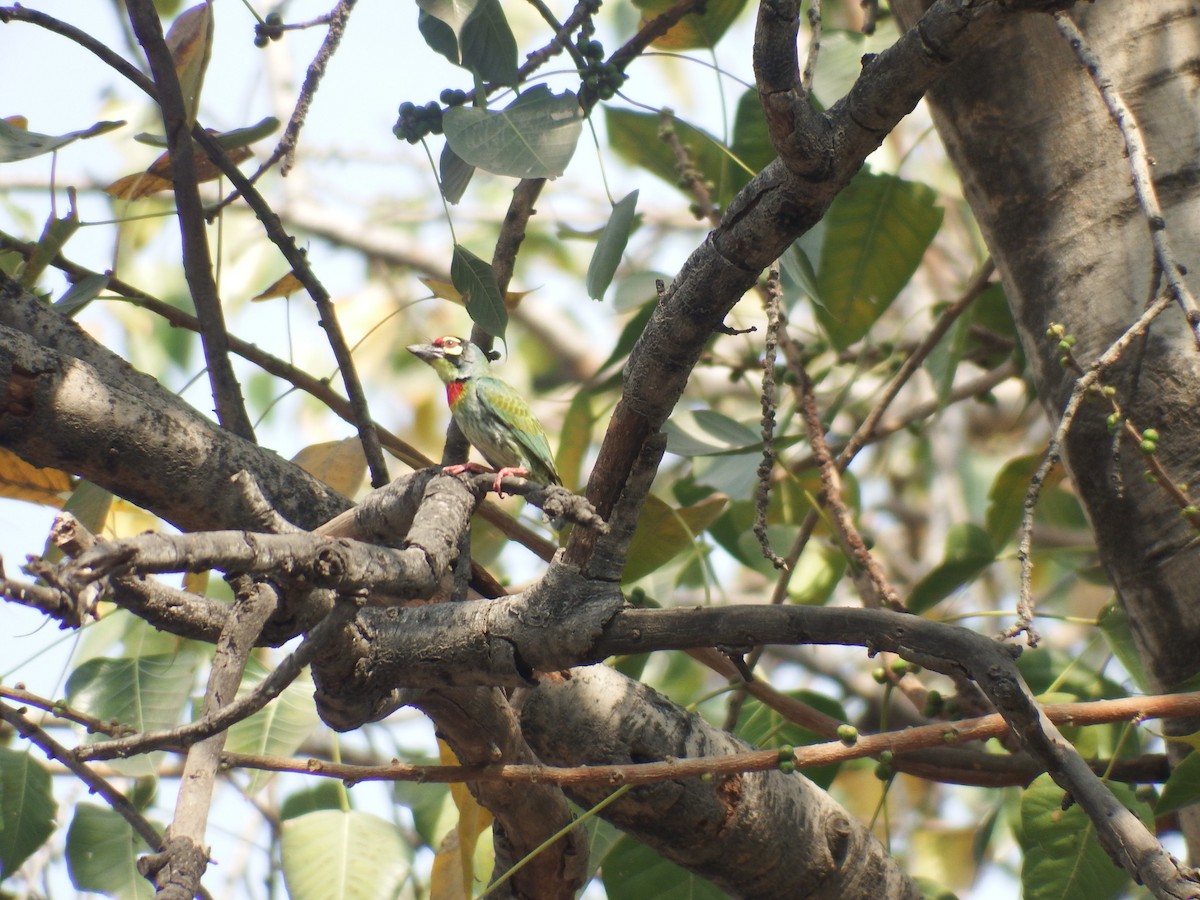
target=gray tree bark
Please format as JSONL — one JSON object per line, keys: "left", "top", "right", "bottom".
{"left": 893, "top": 0, "right": 1200, "bottom": 857}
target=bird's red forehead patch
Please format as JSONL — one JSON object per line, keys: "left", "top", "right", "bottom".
{"left": 446, "top": 381, "right": 465, "bottom": 406}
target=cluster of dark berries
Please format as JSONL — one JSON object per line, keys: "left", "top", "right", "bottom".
{"left": 393, "top": 100, "right": 445, "bottom": 144}
{"left": 575, "top": 36, "right": 625, "bottom": 102}
{"left": 253, "top": 11, "right": 284, "bottom": 48}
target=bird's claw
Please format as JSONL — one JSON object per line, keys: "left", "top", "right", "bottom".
{"left": 492, "top": 466, "right": 528, "bottom": 497}
{"left": 440, "top": 463, "right": 529, "bottom": 498}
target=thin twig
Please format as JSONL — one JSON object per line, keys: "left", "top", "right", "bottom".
{"left": 659, "top": 109, "right": 720, "bottom": 224}
{"left": 1012, "top": 293, "right": 1174, "bottom": 643}
{"left": 0, "top": 702, "right": 180, "bottom": 884}
{"left": 77, "top": 597, "right": 361, "bottom": 762}
{"left": 801, "top": 0, "right": 822, "bottom": 94}
{"left": 836, "top": 258, "right": 995, "bottom": 468}
{"left": 755, "top": 266, "right": 788, "bottom": 569}
{"left": 795, "top": 361, "right": 903, "bottom": 610}
{"left": 219, "top": 690, "right": 1200, "bottom": 787}
{"left": 216, "top": 0, "right": 358, "bottom": 203}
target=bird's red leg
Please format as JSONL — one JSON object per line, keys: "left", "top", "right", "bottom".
{"left": 442, "top": 461, "right": 492, "bottom": 476}
{"left": 492, "top": 466, "right": 528, "bottom": 497}
{"left": 441, "top": 462, "right": 529, "bottom": 498}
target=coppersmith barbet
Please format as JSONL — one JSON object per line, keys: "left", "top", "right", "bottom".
{"left": 407, "top": 335, "right": 561, "bottom": 495}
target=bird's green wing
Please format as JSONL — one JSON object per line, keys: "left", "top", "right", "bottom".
{"left": 473, "top": 376, "right": 561, "bottom": 485}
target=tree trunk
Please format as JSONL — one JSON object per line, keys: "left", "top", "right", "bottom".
{"left": 892, "top": 0, "right": 1200, "bottom": 855}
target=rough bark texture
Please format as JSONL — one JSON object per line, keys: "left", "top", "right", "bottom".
{"left": 519, "top": 665, "right": 922, "bottom": 900}
{"left": 893, "top": 0, "right": 1200, "bottom": 854}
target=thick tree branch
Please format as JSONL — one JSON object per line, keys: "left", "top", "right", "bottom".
{"left": 0, "top": 3, "right": 391, "bottom": 487}
{"left": 152, "top": 580, "right": 278, "bottom": 899}
{"left": 565, "top": 0, "right": 1062, "bottom": 570}
{"left": 520, "top": 665, "right": 921, "bottom": 900}
{"left": 0, "top": 291, "right": 346, "bottom": 534}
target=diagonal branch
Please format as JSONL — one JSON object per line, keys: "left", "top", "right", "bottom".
{"left": 124, "top": 0, "right": 256, "bottom": 442}
{"left": 565, "top": 0, "right": 1063, "bottom": 572}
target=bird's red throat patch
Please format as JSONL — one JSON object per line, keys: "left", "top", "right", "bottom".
{"left": 446, "top": 381, "right": 465, "bottom": 407}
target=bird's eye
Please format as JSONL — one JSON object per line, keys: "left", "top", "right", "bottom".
{"left": 435, "top": 336, "right": 463, "bottom": 356}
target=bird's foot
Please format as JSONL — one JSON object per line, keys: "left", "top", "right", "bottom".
{"left": 444, "top": 465, "right": 494, "bottom": 487}
{"left": 492, "top": 466, "right": 528, "bottom": 497}
{"left": 442, "top": 461, "right": 492, "bottom": 478}
{"left": 441, "top": 463, "right": 528, "bottom": 498}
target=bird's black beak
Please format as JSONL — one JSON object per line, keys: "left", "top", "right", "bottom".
{"left": 407, "top": 343, "right": 439, "bottom": 362}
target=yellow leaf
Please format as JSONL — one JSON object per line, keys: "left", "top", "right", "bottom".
{"left": 290, "top": 438, "right": 367, "bottom": 497}
{"left": 166, "top": 2, "right": 214, "bottom": 126}
{"left": 183, "top": 570, "right": 210, "bottom": 596}
{"left": 104, "top": 171, "right": 175, "bottom": 200}
{"left": 909, "top": 825, "right": 980, "bottom": 892}
{"left": 105, "top": 143, "right": 252, "bottom": 199}
{"left": 637, "top": 0, "right": 748, "bottom": 49}
{"left": 0, "top": 448, "right": 72, "bottom": 507}
{"left": 107, "top": 498, "right": 163, "bottom": 539}
{"left": 430, "top": 740, "right": 493, "bottom": 900}
{"left": 252, "top": 271, "right": 305, "bottom": 301}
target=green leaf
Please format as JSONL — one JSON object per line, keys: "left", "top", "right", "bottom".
{"left": 281, "top": 782, "right": 347, "bottom": 822}
{"left": 66, "top": 653, "right": 200, "bottom": 776}
{"left": 730, "top": 88, "right": 775, "bottom": 176}
{"left": 662, "top": 409, "right": 761, "bottom": 457}
{"left": 734, "top": 692, "right": 846, "bottom": 788}
{"left": 810, "top": 26, "right": 898, "bottom": 109}
{"left": 0, "top": 118, "right": 124, "bottom": 163}
{"left": 393, "top": 780, "right": 454, "bottom": 848}
{"left": 416, "top": 0, "right": 480, "bottom": 64}
{"left": 907, "top": 523, "right": 995, "bottom": 613}
{"left": 443, "top": 86, "right": 583, "bottom": 179}
{"left": 135, "top": 115, "right": 280, "bottom": 150}
{"left": 815, "top": 171, "right": 943, "bottom": 349}
{"left": 41, "top": 480, "right": 113, "bottom": 565}
{"left": 439, "top": 143, "right": 474, "bottom": 204}
{"left": 458, "top": 0, "right": 518, "bottom": 85}
{"left": 0, "top": 749, "right": 56, "bottom": 880}
{"left": 451, "top": 244, "right": 506, "bottom": 339}
{"left": 18, "top": 201, "right": 80, "bottom": 288}
{"left": 224, "top": 661, "right": 321, "bottom": 794}
{"left": 780, "top": 231, "right": 824, "bottom": 307}
{"left": 418, "top": 10, "right": 460, "bottom": 65}
{"left": 1019, "top": 774, "right": 1143, "bottom": 900}
{"left": 624, "top": 493, "right": 730, "bottom": 583}
{"left": 1156, "top": 751, "right": 1200, "bottom": 817}
{"left": 924, "top": 309, "right": 972, "bottom": 408}
{"left": 1096, "top": 601, "right": 1151, "bottom": 694}
{"left": 557, "top": 391, "right": 595, "bottom": 490}
{"left": 787, "top": 539, "right": 846, "bottom": 606}
{"left": 66, "top": 803, "right": 156, "bottom": 900}
{"left": 586, "top": 189, "right": 639, "bottom": 300}
{"left": 984, "top": 452, "right": 1043, "bottom": 548}
{"left": 632, "top": 0, "right": 750, "bottom": 50}
{"left": 55, "top": 272, "right": 110, "bottom": 317}
{"left": 281, "top": 810, "right": 413, "bottom": 900}
{"left": 600, "top": 835, "right": 726, "bottom": 899}
{"left": 605, "top": 107, "right": 754, "bottom": 210}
